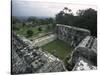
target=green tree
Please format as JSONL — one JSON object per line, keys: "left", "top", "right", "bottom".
{"left": 26, "top": 30, "right": 33, "bottom": 37}
{"left": 22, "top": 22, "right": 26, "bottom": 27}
{"left": 75, "top": 8, "right": 97, "bottom": 36}
{"left": 38, "top": 27, "right": 42, "bottom": 32}
{"left": 56, "top": 7, "right": 74, "bottom": 25}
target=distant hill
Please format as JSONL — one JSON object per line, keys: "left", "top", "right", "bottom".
{"left": 12, "top": 16, "right": 55, "bottom": 22}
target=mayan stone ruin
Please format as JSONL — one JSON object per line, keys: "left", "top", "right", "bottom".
{"left": 12, "top": 24, "right": 97, "bottom": 74}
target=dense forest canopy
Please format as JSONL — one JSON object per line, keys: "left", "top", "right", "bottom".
{"left": 56, "top": 7, "right": 97, "bottom": 37}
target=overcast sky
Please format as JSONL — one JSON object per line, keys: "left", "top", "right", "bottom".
{"left": 12, "top": 0, "right": 97, "bottom": 17}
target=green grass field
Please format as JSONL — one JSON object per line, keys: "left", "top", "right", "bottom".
{"left": 41, "top": 39, "right": 73, "bottom": 61}
{"left": 15, "top": 26, "right": 43, "bottom": 36}
{"left": 14, "top": 24, "right": 54, "bottom": 39}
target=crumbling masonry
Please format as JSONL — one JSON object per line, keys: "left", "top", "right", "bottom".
{"left": 11, "top": 24, "right": 97, "bottom": 74}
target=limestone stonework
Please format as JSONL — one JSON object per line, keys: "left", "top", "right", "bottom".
{"left": 56, "top": 24, "right": 90, "bottom": 47}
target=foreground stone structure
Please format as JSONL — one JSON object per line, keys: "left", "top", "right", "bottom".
{"left": 71, "top": 36, "right": 97, "bottom": 70}
{"left": 12, "top": 33, "right": 66, "bottom": 74}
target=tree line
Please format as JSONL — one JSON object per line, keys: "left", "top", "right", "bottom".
{"left": 56, "top": 7, "right": 97, "bottom": 37}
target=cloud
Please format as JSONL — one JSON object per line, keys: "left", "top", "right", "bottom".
{"left": 12, "top": 1, "right": 97, "bottom": 17}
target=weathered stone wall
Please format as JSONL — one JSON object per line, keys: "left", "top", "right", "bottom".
{"left": 12, "top": 33, "right": 66, "bottom": 74}
{"left": 72, "top": 57, "right": 97, "bottom": 71}
{"left": 70, "top": 36, "right": 97, "bottom": 71}
{"left": 12, "top": 33, "right": 32, "bottom": 74}
{"left": 72, "top": 47, "right": 97, "bottom": 66}
{"left": 12, "top": 50, "right": 30, "bottom": 74}
{"left": 32, "top": 34, "right": 57, "bottom": 47}
{"left": 56, "top": 24, "right": 90, "bottom": 47}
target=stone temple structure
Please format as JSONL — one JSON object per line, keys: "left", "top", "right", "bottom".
{"left": 11, "top": 24, "right": 97, "bottom": 74}
{"left": 71, "top": 36, "right": 97, "bottom": 71}
{"left": 11, "top": 33, "right": 66, "bottom": 74}
{"left": 56, "top": 24, "right": 90, "bottom": 47}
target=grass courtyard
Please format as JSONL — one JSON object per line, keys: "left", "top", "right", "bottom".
{"left": 41, "top": 39, "right": 73, "bottom": 62}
